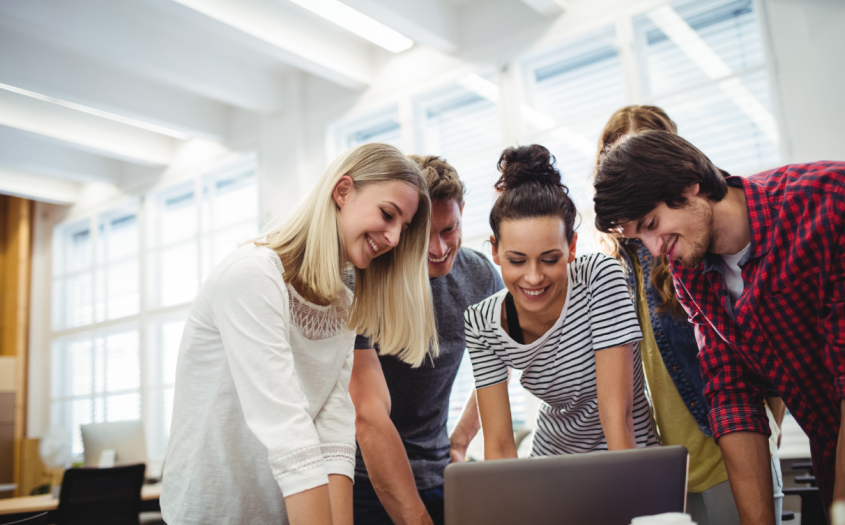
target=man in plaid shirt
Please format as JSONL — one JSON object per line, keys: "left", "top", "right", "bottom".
{"left": 593, "top": 130, "right": 844, "bottom": 525}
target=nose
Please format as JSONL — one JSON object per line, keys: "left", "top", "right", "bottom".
{"left": 524, "top": 262, "right": 543, "bottom": 285}
{"left": 429, "top": 234, "right": 446, "bottom": 257}
{"left": 384, "top": 223, "right": 402, "bottom": 248}
{"left": 641, "top": 233, "right": 663, "bottom": 258}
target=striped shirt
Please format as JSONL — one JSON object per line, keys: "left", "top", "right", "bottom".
{"left": 464, "top": 252, "right": 658, "bottom": 455}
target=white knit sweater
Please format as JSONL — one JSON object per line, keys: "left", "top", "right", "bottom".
{"left": 161, "top": 244, "right": 356, "bottom": 525}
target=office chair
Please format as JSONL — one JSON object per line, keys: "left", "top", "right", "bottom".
{"left": 783, "top": 487, "right": 828, "bottom": 525}
{"left": 56, "top": 463, "right": 146, "bottom": 525}
{"left": 0, "top": 513, "right": 48, "bottom": 525}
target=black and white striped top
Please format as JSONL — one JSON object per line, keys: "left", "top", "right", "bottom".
{"left": 464, "top": 252, "right": 658, "bottom": 455}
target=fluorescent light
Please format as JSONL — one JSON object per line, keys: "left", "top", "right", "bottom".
{"left": 0, "top": 82, "right": 190, "bottom": 140}
{"left": 647, "top": 6, "right": 779, "bottom": 144}
{"left": 289, "top": 0, "right": 413, "bottom": 53}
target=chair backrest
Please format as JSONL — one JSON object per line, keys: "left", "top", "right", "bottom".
{"left": 445, "top": 445, "right": 689, "bottom": 525}
{"left": 57, "top": 463, "right": 145, "bottom": 525}
{"left": 0, "top": 513, "right": 49, "bottom": 525}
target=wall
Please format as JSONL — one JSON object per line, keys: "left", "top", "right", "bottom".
{"left": 761, "top": 0, "right": 845, "bottom": 163}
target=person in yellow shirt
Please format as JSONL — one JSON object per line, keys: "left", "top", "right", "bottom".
{"left": 593, "top": 105, "right": 785, "bottom": 525}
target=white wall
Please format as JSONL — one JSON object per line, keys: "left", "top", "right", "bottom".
{"left": 762, "top": 0, "right": 845, "bottom": 163}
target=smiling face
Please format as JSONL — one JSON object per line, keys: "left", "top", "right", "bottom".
{"left": 333, "top": 177, "right": 420, "bottom": 270}
{"left": 492, "top": 216, "right": 577, "bottom": 317}
{"left": 427, "top": 199, "right": 463, "bottom": 279}
{"left": 618, "top": 186, "right": 714, "bottom": 269}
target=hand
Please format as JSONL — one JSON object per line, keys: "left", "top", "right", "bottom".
{"left": 449, "top": 442, "right": 467, "bottom": 463}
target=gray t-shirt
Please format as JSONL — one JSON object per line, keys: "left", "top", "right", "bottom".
{"left": 354, "top": 247, "right": 504, "bottom": 489}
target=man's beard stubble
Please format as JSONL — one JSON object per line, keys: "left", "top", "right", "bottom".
{"left": 678, "top": 201, "right": 716, "bottom": 269}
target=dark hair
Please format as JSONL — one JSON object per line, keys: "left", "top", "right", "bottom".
{"left": 593, "top": 130, "right": 728, "bottom": 234}
{"left": 595, "top": 105, "right": 677, "bottom": 167}
{"left": 408, "top": 155, "right": 464, "bottom": 205}
{"left": 490, "top": 144, "right": 577, "bottom": 243}
{"left": 593, "top": 106, "right": 684, "bottom": 318}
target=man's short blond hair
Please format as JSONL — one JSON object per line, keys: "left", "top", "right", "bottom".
{"left": 408, "top": 155, "right": 464, "bottom": 205}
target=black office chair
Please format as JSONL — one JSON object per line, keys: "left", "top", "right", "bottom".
{"left": 783, "top": 486, "right": 829, "bottom": 525}
{"left": 0, "top": 513, "right": 48, "bottom": 525}
{"left": 56, "top": 463, "right": 146, "bottom": 525}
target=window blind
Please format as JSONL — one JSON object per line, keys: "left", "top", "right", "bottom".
{"left": 635, "top": 0, "right": 780, "bottom": 174}
{"left": 51, "top": 156, "right": 259, "bottom": 462}
{"left": 417, "top": 79, "right": 501, "bottom": 241}
{"left": 336, "top": 108, "right": 403, "bottom": 153}
{"left": 522, "top": 26, "right": 627, "bottom": 255}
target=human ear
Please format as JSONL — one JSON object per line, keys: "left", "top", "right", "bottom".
{"left": 460, "top": 201, "right": 466, "bottom": 216}
{"left": 490, "top": 235, "right": 501, "bottom": 266}
{"left": 685, "top": 183, "right": 701, "bottom": 199}
{"left": 332, "top": 175, "right": 354, "bottom": 208}
{"left": 568, "top": 233, "right": 578, "bottom": 263}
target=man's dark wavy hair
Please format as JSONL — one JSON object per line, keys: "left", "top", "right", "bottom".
{"left": 593, "top": 130, "right": 729, "bottom": 233}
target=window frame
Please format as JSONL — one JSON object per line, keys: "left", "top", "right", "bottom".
{"left": 47, "top": 152, "right": 259, "bottom": 466}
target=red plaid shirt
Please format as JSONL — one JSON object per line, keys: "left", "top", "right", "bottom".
{"left": 671, "top": 162, "right": 845, "bottom": 506}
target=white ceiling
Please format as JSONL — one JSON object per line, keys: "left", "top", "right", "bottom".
{"left": 0, "top": 0, "right": 565, "bottom": 204}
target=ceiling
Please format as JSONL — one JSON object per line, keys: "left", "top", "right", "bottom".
{"left": 0, "top": 0, "right": 568, "bottom": 204}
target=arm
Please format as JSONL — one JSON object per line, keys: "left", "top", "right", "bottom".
{"left": 594, "top": 343, "right": 637, "bottom": 450}
{"left": 821, "top": 219, "right": 845, "bottom": 504}
{"left": 719, "top": 432, "right": 775, "bottom": 525}
{"left": 313, "top": 344, "right": 357, "bottom": 525}
{"left": 328, "top": 475, "right": 353, "bottom": 525}
{"left": 766, "top": 397, "right": 786, "bottom": 429}
{"left": 674, "top": 277, "right": 772, "bottom": 524}
{"left": 213, "top": 257, "right": 333, "bottom": 524}
{"left": 348, "top": 348, "right": 433, "bottom": 525}
{"left": 449, "top": 389, "right": 481, "bottom": 463}
{"left": 836, "top": 400, "right": 845, "bottom": 503}
{"left": 476, "top": 382, "right": 517, "bottom": 459}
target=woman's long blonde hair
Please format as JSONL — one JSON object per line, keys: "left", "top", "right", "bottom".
{"left": 258, "top": 143, "right": 438, "bottom": 367}
{"left": 593, "top": 105, "right": 686, "bottom": 318}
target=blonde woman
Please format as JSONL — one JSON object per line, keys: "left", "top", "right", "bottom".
{"left": 161, "top": 143, "right": 438, "bottom": 525}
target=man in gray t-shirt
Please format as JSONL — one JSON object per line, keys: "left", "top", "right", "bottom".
{"left": 350, "top": 156, "right": 504, "bottom": 525}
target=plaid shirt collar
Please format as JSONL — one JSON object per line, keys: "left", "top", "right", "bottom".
{"left": 701, "top": 175, "right": 773, "bottom": 275}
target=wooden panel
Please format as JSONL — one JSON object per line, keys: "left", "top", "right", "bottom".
{"left": 0, "top": 195, "right": 32, "bottom": 496}
{"left": 0, "top": 394, "right": 13, "bottom": 425}
{"left": 19, "top": 439, "right": 50, "bottom": 498}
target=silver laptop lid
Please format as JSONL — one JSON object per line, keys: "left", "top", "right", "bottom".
{"left": 445, "top": 445, "right": 689, "bottom": 525}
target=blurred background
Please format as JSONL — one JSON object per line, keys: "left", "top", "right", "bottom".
{"left": 0, "top": 0, "right": 840, "bottom": 504}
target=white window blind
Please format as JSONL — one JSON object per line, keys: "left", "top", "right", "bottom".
{"left": 634, "top": 0, "right": 780, "bottom": 174}
{"left": 416, "top": 73, "right": 502, "bottom": 243}
{"left": 334, "top": 107, "right": 403, "bottom": 155}
{"left": 50, "top": 155, "right": 258, "bottom": 462}
{"left": 521, "top": 26, "right": 627, "bottom": 255}
{"left": 51, "top": 327, "right": 141, "bottom": 456}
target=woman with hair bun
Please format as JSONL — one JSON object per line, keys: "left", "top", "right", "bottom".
{"left": 464, "top": 144, "right": 657, "bottom": 459}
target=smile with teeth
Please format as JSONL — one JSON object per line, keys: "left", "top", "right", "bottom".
{"left": 428, "top": 249, "right": 450, "bottom": 263}
{"left": 520, "top": 286, "right": 549, "bottom": 296}
{"left": 366, "top": 234, "right": 380, "bottom": 254}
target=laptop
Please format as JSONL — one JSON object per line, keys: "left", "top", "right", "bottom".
{"left": 445, "top": 445, "right": 689, "bottom": 525}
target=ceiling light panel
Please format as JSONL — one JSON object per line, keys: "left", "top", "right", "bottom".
{"left": 288, "top": 0, "right": 413, "bottom": 53}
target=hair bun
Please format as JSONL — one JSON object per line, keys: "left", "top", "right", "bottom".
{"left": 494, "top": 144, "right": 561, "bottom": 192}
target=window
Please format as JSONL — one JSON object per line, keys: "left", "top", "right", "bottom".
{"left": 50, "top": 154, "right": 258, "bottom": 461}
{"left": 520, "top": 26, "right": 627, "bottom": 255}
{"left": 327, "top": 0, "right": 782, "bottom": 435}
{"left": 332, "top": 107, "right": 403, "bottom": 156}
{"left": 415, "top": 71, "right": 502, "bottom": 245}
{"left": 634, "top": 0, "right": 780, "bottom": 174}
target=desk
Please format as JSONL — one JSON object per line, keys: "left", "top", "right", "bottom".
{"left": 0, "top": 483, "right": 161, "bottom": 515}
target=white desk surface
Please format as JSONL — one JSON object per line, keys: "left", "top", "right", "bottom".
{"left": 0, "top": 483, "right": 161, "bottom": 515}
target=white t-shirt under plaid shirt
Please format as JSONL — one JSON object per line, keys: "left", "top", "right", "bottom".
{"left": 464, "top": 252, "right": 658, "bottom": 455}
